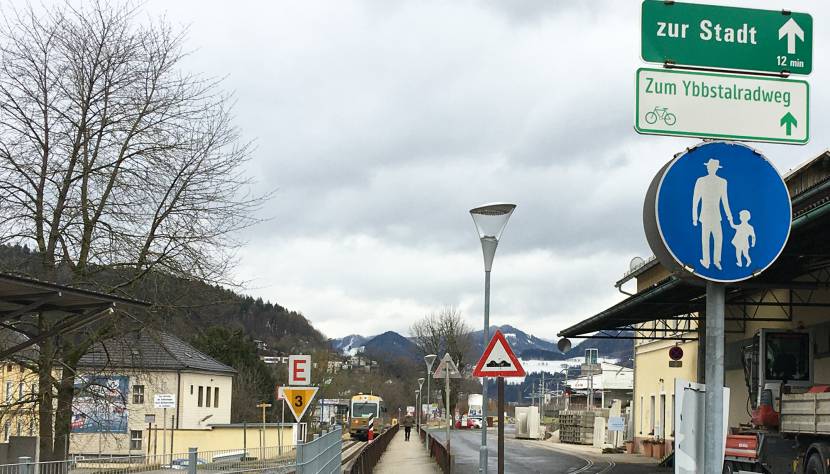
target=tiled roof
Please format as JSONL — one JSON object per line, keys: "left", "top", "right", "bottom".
{"left": 79, "top": 330, "right": 236, "bottom": 374}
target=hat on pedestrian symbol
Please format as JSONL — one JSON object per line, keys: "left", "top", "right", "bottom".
{"left": 703, "top": 158, "right": 722, "bottom": 169}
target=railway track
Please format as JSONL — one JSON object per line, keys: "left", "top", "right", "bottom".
{"left": 341, "top": 439, "right": 367, "bottom": 466}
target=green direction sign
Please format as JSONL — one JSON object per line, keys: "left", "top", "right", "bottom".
{"left": 641, "top": 1, "right": 813, "bottom": 75}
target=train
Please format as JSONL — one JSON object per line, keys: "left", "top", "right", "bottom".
{"left": 348, "top": 393, "right": 388, "bottom": 440}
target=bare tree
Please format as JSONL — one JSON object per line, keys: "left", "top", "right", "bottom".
{"left": 0, "top": 2, "right": 264, "bottom": 460}
{"left": 410, "top": 306, "right": 475, "bottom": 414}
{"left": 411, "top": 306, "right": 473, "bottom": 372}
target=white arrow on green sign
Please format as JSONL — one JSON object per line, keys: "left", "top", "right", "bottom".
{"left": 641, "top": 1, "right": 813, "bottom": 75}
{"left": 635, "top": 68, "right": 809, "bottom": 145}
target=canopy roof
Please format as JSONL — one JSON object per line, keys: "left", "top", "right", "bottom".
{"left": 0, "top": 272, "right": 149, "bottom": 359}
{"left": 559, "top": 153, "right": 830, "bottom": 339}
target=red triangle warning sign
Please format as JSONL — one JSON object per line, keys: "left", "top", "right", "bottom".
{"left": 473, "top": 330, "right": 526, "bottom": 377}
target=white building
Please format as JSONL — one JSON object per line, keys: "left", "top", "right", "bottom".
{"left": 70, "top": 330, "right": 236, "bottom": 456}
{"left": 567, "top": 362, "right": 634, "bottom": 408}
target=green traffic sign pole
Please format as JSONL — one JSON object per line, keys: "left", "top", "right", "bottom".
{"left": 641, "top": 1, "right": 813, "bottom": 75}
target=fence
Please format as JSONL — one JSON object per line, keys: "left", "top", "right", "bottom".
{"left": 344, "top": 424, "right": 397, "bottom": 474}
{"left": 295, "top": 427, "right": 342, "bottom": 474}
{"left": 0, "top": 444, "right": 297, "bottom": 474}
{"left": 418, "top": 427, "right": 450, "bottom": 474}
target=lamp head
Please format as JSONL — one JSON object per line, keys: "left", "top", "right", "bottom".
{"left": 470, "top": 203, "right": 516, "bottom": 271}
{"left": 418, "top": 377, "right": 425, "bottom": 389}
{"left": 425, "top": 354, "right": 438, "bottom": 370}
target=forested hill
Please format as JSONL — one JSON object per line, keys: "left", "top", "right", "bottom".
{"left": 0, "top": 244, "right": 327, "bottom": 354}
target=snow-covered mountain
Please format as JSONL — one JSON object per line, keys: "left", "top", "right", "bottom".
{"left": 470, "top": 324, "right": 558, "bottom": 355}
{"left": 329, "top": 334, "right": 369, "bottom": 356}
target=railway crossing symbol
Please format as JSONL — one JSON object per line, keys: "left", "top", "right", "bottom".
{"left": 472, "top": 330, "right": 526, "bottom": 378}
{"left": 283, "top": 386, "right": 319, "bottom": 422}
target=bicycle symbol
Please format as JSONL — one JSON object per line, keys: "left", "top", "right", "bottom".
{"left": 645, "top": 107, "right": 677, "bottom": 126}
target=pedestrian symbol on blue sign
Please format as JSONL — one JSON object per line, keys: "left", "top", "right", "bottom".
{"left": 644, "top": 142, "right": 791, "bottom": 283}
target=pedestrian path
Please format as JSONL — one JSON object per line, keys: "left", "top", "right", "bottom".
{"left": 374, "top": 429, "right": 441, "bottom": 473}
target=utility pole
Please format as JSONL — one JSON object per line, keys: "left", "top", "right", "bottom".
{"left": 257, "top": 402, "right": 272, "bottom": 452}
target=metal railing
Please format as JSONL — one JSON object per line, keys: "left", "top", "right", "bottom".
{"left": 0, "top": 444, "right": 297, "bottom": 474}
{"left": 419, "top": 427, "right": 451, "bottom": 474}
{"left": 295, "top": 427, "right": 341, "bottom": 474}
{"left": 345, "top": 424, "right": 397, "bottom": 474}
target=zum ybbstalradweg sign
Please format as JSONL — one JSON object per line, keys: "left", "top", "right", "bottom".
{"left": 641, "top": 1, "right": 813, "bottom": 75}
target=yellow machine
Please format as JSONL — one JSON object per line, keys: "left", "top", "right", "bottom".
{"left": 349, "top": 394, "right": 387, "bottom": 440}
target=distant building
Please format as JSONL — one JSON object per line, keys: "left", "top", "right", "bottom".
{"left": 261, "top": 355, "right": 289, "bottom": 365}
{"left": 565, "top": 362, "right": 634, "bottom": 409}
{"left": 70, "top": 330, "right": 236, "bottom": 456}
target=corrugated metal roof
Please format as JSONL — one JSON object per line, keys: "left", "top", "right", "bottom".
{"left": 79, "top": 330, "right": 236, "bottom": 374}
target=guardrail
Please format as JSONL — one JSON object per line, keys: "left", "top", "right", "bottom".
{"left": 296, "top": 427, "right": 342, "bottom": 474}
{"left": 0, "top": 445, "right": 296, "bottom": 474}
{"left": 419, "top": 427, "right": 451, "bottom": 474}
{"left": 345, "top": 424, "right": 398, "bottom": 474}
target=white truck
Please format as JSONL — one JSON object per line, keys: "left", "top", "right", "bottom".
{"left": 468, "top": 394, "right": 483, "bottom": 428}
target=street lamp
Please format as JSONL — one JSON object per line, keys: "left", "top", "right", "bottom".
{"left": 424, "top": 355, "right": 437, "bottom": 425}
{"left": 415, "top": 389, "right": 421, "bottom": 432}
{"left": 425, "top": 355, "right": 438, "bottom": 451}
{"left": 470, "top": 203, "right": 515, "bottom": 474}
{"left": 417, "top": 378, "right": 425, "bottom": 430}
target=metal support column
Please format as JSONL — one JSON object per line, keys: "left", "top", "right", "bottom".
{"left": 480, "top": 270, "right": 490, "bottom": 474}
{"left": 704, "top": 282, "right": 725, "bottom": 474}
{"left": 497, "top": 377, "right": 504, "bottom": 474}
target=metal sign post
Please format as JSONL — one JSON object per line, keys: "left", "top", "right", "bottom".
{"left": 643, "top": 141, "right": 791, "bottom": 472}
{"left": 472, "top": 330, "right": 526, "bottom": 474}
{"left": 433, "top": 353, "right": 462, "bottom": 474}
{"left": 704, "top": 282, "right": 725, "bottom": 474}
{"left": 153, "top": 394, "right": 175, "bottom": 465}
{"left": 497, "top": 377, "right": 505, "bottom": 474}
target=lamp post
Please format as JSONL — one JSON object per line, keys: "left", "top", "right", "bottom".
{"left": 415, "top": 389, "right": 421, "bottom": 431}
{"left": 417, "top": 377, "right": 425, "bottom": 433}
{"left": 424, "top": 354, "right": 437, "bottom": 447}
{"left": 470, "top": 203, "right": 516, "bottom": 474}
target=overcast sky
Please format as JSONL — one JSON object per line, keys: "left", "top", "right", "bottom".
{"left": 140, "top": 0, "right": 830, "bottom": 340}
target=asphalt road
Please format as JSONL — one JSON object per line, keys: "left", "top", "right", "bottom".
{"left": 427, "top": 426, "right": 671, "bottom": 474}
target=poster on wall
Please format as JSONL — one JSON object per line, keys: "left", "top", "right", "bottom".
{"left": 71, "top": 376, "right": 129, "bottom": 433}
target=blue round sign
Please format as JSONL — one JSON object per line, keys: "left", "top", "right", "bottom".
{"left": 644, "top": 142, "right": 791, "bottom": 283}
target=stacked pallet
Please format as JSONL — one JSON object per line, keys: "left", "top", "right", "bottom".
{"left": 559, "top": 409, "right": 609, "bottom": 445}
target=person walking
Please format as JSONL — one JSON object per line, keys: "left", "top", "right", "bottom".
{"left": 402, "top": 412, "right": 415, "bottom": 441}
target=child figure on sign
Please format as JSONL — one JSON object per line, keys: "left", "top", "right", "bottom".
{"left": 731, "top": 209, "right": 756, "bottom": 267}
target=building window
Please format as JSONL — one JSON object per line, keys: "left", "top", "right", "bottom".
{"left": 198, "top": 386, "right": 203, "bottom": 407}
{"left": 130, "top": 430, "right": 142, "bottom": 450}
{"left": 132, "top": 385, "right": 145, "bottom": 404}
{"left": 190, "top": 385, "right": 193, "bottom": 395}
{"left": 18, "top": 383, "right": 23, "bottom": 400}
{"left": 649, "top": 395, "right": 656, "bottom": 435}
{"left": 3, "top": 422, "right": 8, "bottom": 441}
{"left": 214, "top": 387, "right": 219, "bottom": 408}
{"left": 5, "top": 381, "right": 12, "bottom": 402}
{"left": 205, "top": 386, "right": 212, "bottom": 407}
{"left": 639, "top": 396, "right": 643, "bottom": 434}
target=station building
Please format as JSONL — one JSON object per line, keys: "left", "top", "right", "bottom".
{"left": 558, "top": 151, "right": 830, "bottom": 455}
